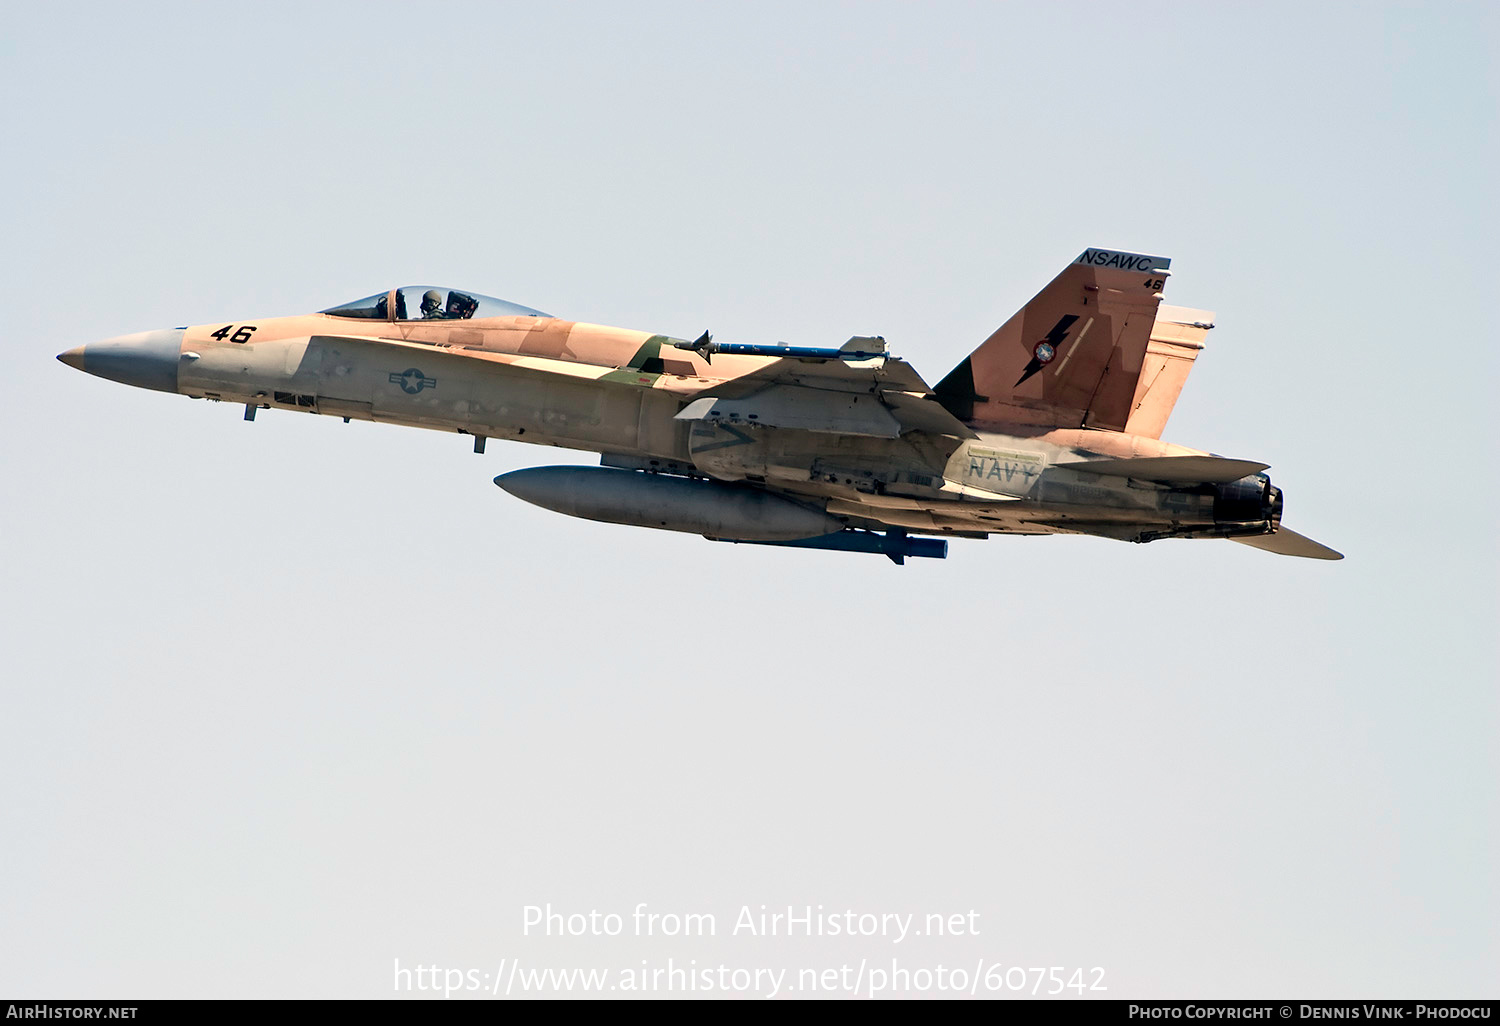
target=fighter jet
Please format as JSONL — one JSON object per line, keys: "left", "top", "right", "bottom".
{"left": 57, "top": 249, "right": 1340, "bottom": 564}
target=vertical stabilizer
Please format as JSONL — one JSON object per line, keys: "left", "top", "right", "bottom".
{"left": 1123, "top": 306, "right": 1213, "bottom": 438}
{"left": 934, "top": 248, "right": 1170, "bottom": 432}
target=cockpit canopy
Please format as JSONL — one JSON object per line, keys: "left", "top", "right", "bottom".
{"left": 321, "top": 287, "right": 550, "bottom": 321}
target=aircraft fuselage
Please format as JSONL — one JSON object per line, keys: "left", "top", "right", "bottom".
{"left": 60, "top": 309, "right": 1273, "bottom": 547}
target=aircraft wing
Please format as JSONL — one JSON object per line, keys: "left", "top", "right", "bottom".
{"left": 309, "top": 330, "right": 979, "bottom": 440}
{"left": 677, "top": 353, "right": 978, "bottom": 439}
{"left": 752, "top": 352, "right": 934, "bottom": 394}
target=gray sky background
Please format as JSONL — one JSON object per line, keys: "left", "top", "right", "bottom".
{"left": 1, "top": 0, "right": 1494, "bottom": 999}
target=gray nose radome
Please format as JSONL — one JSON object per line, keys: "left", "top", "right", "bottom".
{"left": 57, "top": 328, "right": 186, "bottom": 393}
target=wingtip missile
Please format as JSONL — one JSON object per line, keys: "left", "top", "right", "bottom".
{"left": 677, "top": 331, "right": 715, "bottom": 363}
{"left": 672, "top": 333, "right": 891, "bottom": 363}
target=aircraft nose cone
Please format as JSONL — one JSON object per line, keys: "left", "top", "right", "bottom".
{"left": 57, "top": 328, "right": 186, "bottom": 393}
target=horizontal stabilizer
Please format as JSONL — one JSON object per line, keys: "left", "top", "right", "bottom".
{"left": 1232, "top": 529, "right": 1344, "bottom": 560}
{"left": 1056, "top": 455, "right": 1269, "bottom": 483}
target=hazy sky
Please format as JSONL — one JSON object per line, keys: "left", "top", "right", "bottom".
{"left": 2, "top": 1, "right": 1494, "bottom": 999}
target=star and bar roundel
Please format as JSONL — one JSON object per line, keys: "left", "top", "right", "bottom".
{"left": 390, "top": 368, "right": 437, "bottom": 394}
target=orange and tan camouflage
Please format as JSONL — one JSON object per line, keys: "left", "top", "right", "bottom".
{"left": 57, "top": 251, "right": 1341, "bottom": 563}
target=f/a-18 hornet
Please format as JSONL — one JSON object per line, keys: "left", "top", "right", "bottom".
{"left": 59, "top": 249, "right": 1340, "bottom": 564}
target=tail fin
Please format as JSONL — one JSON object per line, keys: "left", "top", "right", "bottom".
{"left": 1123, "top": 306, "right": 1214, "bottom": 438}
{"left": 935, "top": 248, "right": 1171, "bottom": 433}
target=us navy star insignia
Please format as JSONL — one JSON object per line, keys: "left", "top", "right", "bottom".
{"left": 390, "top": 368, "right": 436, "bottom": 394}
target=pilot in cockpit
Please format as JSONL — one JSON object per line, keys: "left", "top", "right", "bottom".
{"left": 420, "top": 289, "right": 449, "bottom": 319}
